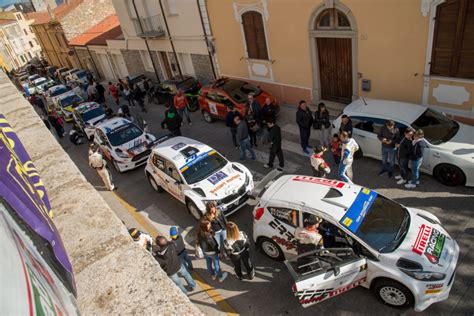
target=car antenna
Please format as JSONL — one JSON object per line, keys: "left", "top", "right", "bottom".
{"left": 362, "top": 97, "right": 367, "bottom": 106}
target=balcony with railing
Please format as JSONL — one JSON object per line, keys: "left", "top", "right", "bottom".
{"left": 131, "top": 14, "right": 166, "bottom": 38}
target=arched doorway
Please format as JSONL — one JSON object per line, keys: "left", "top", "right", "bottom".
{"left": 309, "top": 2, "right": 358, "bottom": 104}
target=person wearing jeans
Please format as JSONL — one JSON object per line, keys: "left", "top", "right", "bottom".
{"left": 204, "top": 202, "right": 228, "bottom": 256}
{"left": 394, "top": 128, "right": 414, "bottom": 185}
{"left": 235, "top": 116, "right": 256, "bottom": 160}
{"left": 174, "top": 90, "right": 192, "bottom": 125}
{"left": 406, "top": 129, "right": 426, "bottom": 189}
{"left": 169, "top": 264, "right": 196, "bottom": 295}
{"left": 197, "top": 220, "right": 228, "bottom": 282}
{"left": 377, "top": 120, "right": 399, "bottom": 178}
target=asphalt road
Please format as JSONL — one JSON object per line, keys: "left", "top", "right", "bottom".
{"left": 55, "top": 94, "right": 474, "bottom": 315}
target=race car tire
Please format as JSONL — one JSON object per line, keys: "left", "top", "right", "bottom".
{"left": 433, "top": 164, "right": 466, "bottom": 186}
{"left": 202, "top": 111, "right": 213, "bottom": 123}
{"left": 112, "top": 159, "right": 124, "bottom": 174}
{"left": 186, "top": 200, "right": 202, "bottom": 221}
{"left": 147, "top": 174, "right": 164, "bottom": 193}
{"left": 373, "top": 279, "right": 413, "bottom": 309}
{"left": 258, "top": 237, "right": 285, "bottom": 261}
{"left": 354, "top": 146, "right": 363, "bottom": 159}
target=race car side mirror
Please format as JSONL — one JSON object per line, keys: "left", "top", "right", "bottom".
{"left": 332, "top": 266, "right": 340, "bottom": 276}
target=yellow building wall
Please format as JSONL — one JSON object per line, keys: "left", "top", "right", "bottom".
{"left": 0, "top": 54, "right": 11, "bottom": 72}
{"left": 207, "top": 0, "right": 429, "bottom": 105}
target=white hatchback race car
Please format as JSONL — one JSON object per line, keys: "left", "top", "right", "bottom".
{"left": 72, "top": 102, "right": 106, "bottom": 140}
{"left": 145, "top": 136, "right": 254, "bottom": 220}
{"left": 93, "top": 117, "right": 156, "bottom": 172}
{"left": 333, "top": 98, "right": 474, "bottom": 187}
{"left": 252, "top": 174, "right": 458, "bottom": 312}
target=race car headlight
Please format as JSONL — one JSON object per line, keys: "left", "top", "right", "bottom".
{"left": 401, "top": 269, "right": 446, "bottom": 281}
{"left": 245, "top": 174, "right": 250, "bottom": 186}
{"left": 114, "top": 149, "right": 129, "bottom": 159}
{"left": 192, "top": 188, "right": 206, "bottom": 197}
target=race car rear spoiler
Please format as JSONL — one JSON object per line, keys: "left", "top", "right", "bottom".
{"left": 249, "top": 169, "right": 283, "bottom": 200}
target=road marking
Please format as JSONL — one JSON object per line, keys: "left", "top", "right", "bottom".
{"left": 112, "top": 193, "right": 238, "bottom": 315}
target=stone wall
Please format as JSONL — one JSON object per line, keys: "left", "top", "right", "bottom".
{"left": 121, "top": 49, "right": 146, "bottom": 78}
{"left": 191, "top": 53, "right": 214, "bottom": 84}
{"left": 0, "top": 72, "right": 201, "bottom": 315}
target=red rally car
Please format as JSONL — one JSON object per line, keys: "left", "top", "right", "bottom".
{"left": 198, "top": 78, "right": 279, "bottom": 123}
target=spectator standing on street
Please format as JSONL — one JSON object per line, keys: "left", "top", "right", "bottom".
{"left": 247, "top": 93, "right": 261, "bottom": 124}
{"left": 339, "top": 115, "right": 353, "bottom": 137}
{"left": 95, "top": 81, "right": 106, "bottom": 104}
{"left": 196, "top": 220, "right": 228, "bottom": 282}
{"left": 245, "top": 102, "right": 259, "bottom": 147}
{"left": 405, "top": 129, "right": 426, "bottom": 189}
{"left": 86, "top": 80, "right": 97, "bottom": 101}
{"left": 235, "top": 115, "right": 256, "bottom": 161}
{"left": 311, "top": 145, "right": 331, "bottom": 177}
{"left": 108, "top": 81, "right": 119, "bottom": 105}
{"left": 395, "top": 128, "right": 414, "bottom": 185}
{"left": 296, "top": 100, "right": 313, "bottom": 154}
{"left": 338, "top": 131, "right": 359, "bottom": 183}
{"left": 120, "top": 103, "right": 131, "bottom": 118}
{"left": 330, "top": 133, "right": 341, "bottom": 165}
{"left": 377, "top": 120, "right": 400, "bottom": 178}
{"left": 51, "top": 111, "right": 65, "bottom": 137}
{"left": 161, "top": 104, "right": 182, "bottom": 136}
{"left": 260, "top": 97, "right": 276, "bottom": 144}
{"left": 123, "top": 85, "right": 133, "bottom": 107}
{"left": 153, "top": 236, "right": 196, "bottom": 295}
{"left": 35, "top": 95, "right": 47, "bottom": 115}
{"left": 132, "top": 84, "right": 147, "bottom": 113}
{"left": 170, "top": 226, "right": 193, "bottom": 271}
{"left": 313, "top": 103, "right": 331, "bottom": 147}
{"left": 174, "top": 90, "right": 192, "bottom": 125}
{"left": 88, "top": 145, "right": 116, "bottom": 191}
{"left": 204, "top": 202, "right": 227, "bottom": 257}
{"left": 264, "top": 120, "right": 284, "bottom": 171}
{"left": 224, "top": 222, "right": 255, "bottom": 281}
{"left": 103, "top": 104, "right": 114, "bottom": 118}
{"left": 225, "top": 105, "right": 242, "bottom": 148}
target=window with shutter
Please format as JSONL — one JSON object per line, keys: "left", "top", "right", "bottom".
{"left": 431, "top": 0, "right": 474, "bottom": 79}
{"left": 242, "top": 11, "right": 269, "bottom": 60}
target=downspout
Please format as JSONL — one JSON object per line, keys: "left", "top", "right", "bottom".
{"left": 196, "top": 0, "right": 216, "bottom": 80}
{"left": 131, "top": 0, "right": 160, "bottom": 83}
{"left": 86, "top": 46, "right": 100, "bottom": 80}
{"left": 159, "top": 0, "right": 183, "bottom": 79}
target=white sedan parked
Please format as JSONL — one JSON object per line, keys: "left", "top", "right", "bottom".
{"left": 333, "top": 99, "right": 474, "bottom": 186}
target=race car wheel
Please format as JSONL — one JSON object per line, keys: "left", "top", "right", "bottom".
{"left": 434, "top": 164, "right": 466, "bottom": 186}
{"left": 258, "top": 237, "right": 284, "bottom": 261}
{"left": 202, "top": 111, "right": 213, "bottom": 123}
{"left": 186, "top": 200, "right": 202, "bottom": 221}
{"left": 373, "top": 279, "right": 413, "bottom": 308}
{"left": 354, "top": 147, "right": 363, "bottom": 159}
{"left": 148, "top": 174, "right": 163, "bottom": 193}
{"left": 112, "top": 159, "right": 123, "bottom": 174}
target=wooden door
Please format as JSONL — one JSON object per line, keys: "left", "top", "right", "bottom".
{"left": 317, "top": 38, "right": 352, "bottom": 104}
{"left": 160, "top": 51, "right": 173, "bottom": 79}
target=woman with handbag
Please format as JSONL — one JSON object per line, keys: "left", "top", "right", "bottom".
{"left": 313, "top": 102, "right": 331, "bottom": 147}
{"left": 224, "top": 222, "right": 255, "bottom": 281}
{"left": 196, "top": 220, "right": 228, "bottom": 282}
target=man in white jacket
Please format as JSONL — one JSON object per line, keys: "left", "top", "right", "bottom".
{"left": 88, "top": 145, "right": 115, "bottom": 191}
{"left": 338, "top": 131, "right": 359, "bottom": 183}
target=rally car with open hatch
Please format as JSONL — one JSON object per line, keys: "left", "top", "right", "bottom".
{"left": 72, "top": 102, "right": 106, "bottom": 140}
{"left": 251, "top": 173, "right": 459, "bottom": 311}
{"left": 145, "top": 136, "right": 254, "bottom": 220}
{"left": 93, "top": 117, "right": 156, "bottom": 172}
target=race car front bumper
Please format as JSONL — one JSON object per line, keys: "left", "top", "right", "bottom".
{"left": 113, "top": 149, "right": 151, "bottom": 172}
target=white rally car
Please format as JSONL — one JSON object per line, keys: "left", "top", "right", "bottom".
{"left": 145, "top": 136, "right": 254, "bottom": 220}
{"left": 93, "top": 117, "right": 156, "bottom": 172}
{"left": 333, "top": 98, "right": 474, "bottom": 187}
{"left": 72, "top": 102, "right": 106, "bottom": 140}
{"left": 252, "top": 174, "right": 458, "bottom": 311}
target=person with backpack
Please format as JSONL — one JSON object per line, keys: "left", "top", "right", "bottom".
{"left": 313, "top": 102, "right": 331, "bottom": 147}
{"left": 224, "top": 222, "right": 255, "bottom": 281}
{"left": 196, "top": 220, "right": 228, "bottom": 282}
{"left": 405, "top": 129, "right": 426, "bottom": 189}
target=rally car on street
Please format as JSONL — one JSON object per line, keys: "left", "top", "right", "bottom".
{"left": 198, "top": 77, "right": 279, "bottom": 123}
{"left": 72, "top": 102, "right": 106, "bottom": 140}
{"left": 56, "top": 92, "right": 84, "bottom": 122}
{"left": 145, "top": 136, "right": 254, "bottom": 220}
{"left": 251, "top": 174, "right": 459, "bottom": 312}
{"left": 93, "top": 117, "right": 156, "bottom": 172}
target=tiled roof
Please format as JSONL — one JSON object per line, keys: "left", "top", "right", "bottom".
{"left": 0, "top": 19, "right": 16, "bottom": 26}
{"left": 25, "top": 0, "right": 83, "bottom": 25}
{"left": 69, "top": 14, "right": 120, "bottom": 46}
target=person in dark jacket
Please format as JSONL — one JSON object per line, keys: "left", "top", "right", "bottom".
{"left": 120, "top": 103, "right": 131, "bottom": 118}
{"left": 132, "top": 84, "right": 147, "bottom": 113}
{"left": 196, "top": 220, "right": 228, "bottom": 282}
{"left": 313, "top": 102, "right": 331, "bottom": 146}
{"left": 247, "top": 93, "right": 261, "bottom": 124}
{"left": 405, "top": 129, "right": 426, "bottom": 189}
{"left": 296, "top": 100, "right": 313, "bottom": 154}
{"left": 395, "top": 128, "right": 414, "bottom": 185}
{"left": 35, "top": 95, "right": 47, "bottom": 115}
{"left": 264, "top": 120, "right": 284, "bottom": 170}
{"left": 245, "top": 103, "right": 259, "bottom": 147}
{"left": 339, "top": 115, "right": 353, "bottom": 137}
{"left": 235, "top": 115, "right": 256, "bottom": 160}
{"left": 170, "top": 226, "right": 193, "bottom": 271}
{"left": 204, "top": 202, "right": 228, "bottom": 255}
{"left": 95, "top": 81, "right": 106, "bottom": 104}
{"left": 153, "top": 236, "right": 196, "bottom": 295}
{"left": 225, "top": 106, "right": 242, "bottom": 148}
{"left": 224, "top": 222, "right": 255, "bottom": 280}
{"left": 161, "top": 104, "right": 182, "bottom": 136}
{"left": 377, "top": 120, "right": 400, "bottom": 178}
{"left": 261, "top": 97, "right": 276, "bottom": 124}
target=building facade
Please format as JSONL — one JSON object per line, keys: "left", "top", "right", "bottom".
{"left": 206, "top": 0, "right": 474, "bottom": 124}
{"left": 0, "top": 11, "right": 43, "bottom": 70}
{"left": 110, "top": 0, "right": 217, "bottom": 84}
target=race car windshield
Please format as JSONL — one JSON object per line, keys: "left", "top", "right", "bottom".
{"left": 81, "top": 107, "right": 105, "bottom": 122}
{"left": 60, "top": 95, "right": 82, "bottom": 108}
{"left": 50, "top": 87, "right": 69, "bottom": 97}
{"left": 74, "top": 70, "right": 87, "bottom": 78}
{"left": 412, "top": 109, "right": 459, "bottom": 145}
{"left": 341, "top": 190, "right": 410, "bottom": 254}
{"left": 107, "top": 124, "right": 143, "bottom": 146}
{"left": 181, "top": 152, "right": 227, "bottom": 184}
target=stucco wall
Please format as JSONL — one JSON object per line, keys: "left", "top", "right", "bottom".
{"left": 0, "top": 71, "right": 201, "bottom": 315}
